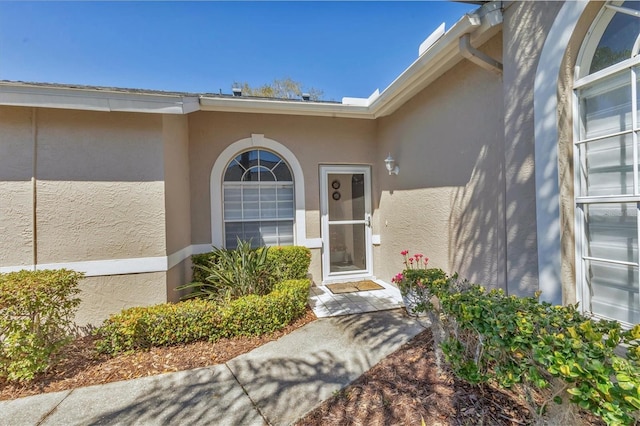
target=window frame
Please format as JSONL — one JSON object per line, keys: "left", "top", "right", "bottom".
{"left": 210, "top": 134, "right": 321, "bottom": 250}
{"left": 222, "top": 149, "right": 295, "bottom": 248}
{"left": 573, "top": 1, "right": 640, "bottom": 327}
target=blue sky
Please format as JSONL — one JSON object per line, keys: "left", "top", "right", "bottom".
{"left": 0, "top": 1, "right": 475, "bottom": 101}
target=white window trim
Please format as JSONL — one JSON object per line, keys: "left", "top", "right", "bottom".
{"left": 572, "top": 3, "right": 640, "bottom": 327}
{"left": 533, "top": 0, "right": 589, "bottom": 305}
{"left": 210, "top": 134, "right": 321, "bottom": 249}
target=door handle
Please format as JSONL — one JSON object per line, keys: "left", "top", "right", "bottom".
{"left": 366, "top": 214, "right": 371, "bottom": 228}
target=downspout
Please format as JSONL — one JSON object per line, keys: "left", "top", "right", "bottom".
{"left": 459, "top": 1, "right": 504, "bottom": 75}
{"left": 459, "top": 34, "right": 503, "bottom": 75}
{"left": 31, "top": 108, "right": 38, "bottom": 269}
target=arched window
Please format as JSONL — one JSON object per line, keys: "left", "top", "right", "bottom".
{"left": 574, "top": 1, "right": 640, "bottom": 325}
{"left": 222, "top": 149, "right": 294, "bottom": 248}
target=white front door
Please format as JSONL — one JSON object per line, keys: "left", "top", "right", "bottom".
{"left": 320, "top": 165, "right": 373, "bottom": 283}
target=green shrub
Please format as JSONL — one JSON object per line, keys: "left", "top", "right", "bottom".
{"left": 191, "top": 251, "right": 221, "bottom": 283}
{"left": 266, "top": 246, "right": 311, "bottom": 281}
{"left": 95, "top": 279, "right": 310, "bottom": 355}
{"left": 191, "top": 245, "right": 311, "bottom": 282}
{"left": 0, "top": 269, "right": 83, "bottom": 381}
{"left": 408, "top": 274, "right": 640, "bottom": 425}
{"left": 182, "top": 239, "right": 273, "bottom": 301}
{"left": 94, "top": 298, "right": 222, "bottom": 354}
{"left": 220, "top": 279, "right": 310, "bottom": 337}
{"left": 188, "top": 244, "right": 311, "bottom": 299}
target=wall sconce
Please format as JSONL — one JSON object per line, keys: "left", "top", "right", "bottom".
{"left": 384, "top": 153, "right": 399, "bottom": 175}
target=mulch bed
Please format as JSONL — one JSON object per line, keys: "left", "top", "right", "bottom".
{"left": 297, "top": 328, "right": 605, "bottom": 426}
{"left": 1, "top": 308, "right": 607, "bottom": 425}
{"left": 0, "top": 308, "right": 317, "bottom": 401}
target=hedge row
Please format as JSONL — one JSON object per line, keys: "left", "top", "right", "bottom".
{"left": 95, "top": 278, "right": 310, "bottom": 355}
{"left": 405, "top": 272, "right": 640, "bottom": 425}
{"left": 0, "top": 269, "right": 83, "bottom": 381}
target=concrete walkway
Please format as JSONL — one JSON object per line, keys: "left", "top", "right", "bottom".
{"left": 0, "top": 310, "right": 423, "bottom": 426}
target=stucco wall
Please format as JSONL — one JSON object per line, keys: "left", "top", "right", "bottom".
{"left": 501, "top": 1, "right": 563, "bottom": 296}
{"left": 556, "top": 2, "right": 603, "bottom": 304}
{"left": 75, "top": 272, "right": 167, "bottom": 327}
{"left": 163, "top": 114, "right": 191, "bottom": 256}
{"left": 188, "top": 112, "right": 376, "bottom": 281}
{"left": 375, "top": 33, "right": 505, "bottom": 288}
{"left": 0, "top": 106, "right": 34, "bottom": 267}
{"left": 35, "top": 109, "right": 166, "bottom": 262}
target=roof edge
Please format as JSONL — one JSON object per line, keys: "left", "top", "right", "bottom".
{"left": 0, "top": 2, "right": 503, "bottom": 119}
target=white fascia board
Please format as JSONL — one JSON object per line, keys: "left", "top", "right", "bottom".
{"left": 0, "top": 84, "right": 199, "bottom": 114}
{"left": 369, "top": 13, "right": 481, "bottom": 118}
{"left": 419, "top": 23, "right": 446, "bottom": 56}
{"left": 199, "top": 96, "right": 374, "bottom": 119}
{"left": 342, "top": 89, "right": 380, "bottom": 107}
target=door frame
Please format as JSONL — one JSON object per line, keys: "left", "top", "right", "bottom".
{"left": 319, "top": 165, "right": 373, "bottom": 283}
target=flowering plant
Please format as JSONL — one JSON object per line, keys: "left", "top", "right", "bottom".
{"left": 392, "top": 250, "right": 447, "bottom": 316}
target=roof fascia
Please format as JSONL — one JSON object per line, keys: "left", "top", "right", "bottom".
{"left": 370, "top": 7, "right": 502, "bottom": 118}
{"left": 198, "top": 97, "right": 373, "bottom": 119}
{"left": 0, "top": 83, "right": 199, "bottom": 114}
{"left": 0, "top": 2, "right": 502, "bottom": 119}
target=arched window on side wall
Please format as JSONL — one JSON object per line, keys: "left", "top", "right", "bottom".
{"left": 222, "top": 149, "right": 294, "bottom": 248}
{"left": 574, "top": 1, "right": 640, "bottom": 326}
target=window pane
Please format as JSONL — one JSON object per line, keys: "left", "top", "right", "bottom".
{"left": 224, "top": 161, "right": 244, "bottom": 181}
{"left": 278, "top": 185, "right": 294, "bottom": 201}
{"left": 243, "top": 202, "right": 260, "bottom": 219}
{"left": 224, "top": 187, "right": 242, "bottom": 202}
{"left": 225, "top": 223, "right": 243, "bottom": 248}
{"left": 260, "top": 187, "right": 277, "bottom": 202}
{"left": 590, "top": 10, "right": 639, "bottom": 74}
{"left": 261, "top": 202, "right": 277, "bottom": 219}
{"left": 580, "top": 71, "right": 632, "bottom": 139}
{"left": 586, "top": 261, "right": 639, "bottom": 324}
{"left": 329, "top": 223, "right": 367, "bottom": 273}
{"left": 243, "top": 167, "right": 260, "bottom": 182}
{"left": 585, "top": 203, "right": 638, "bottom": 264}
{"left": 235, "top": 152, "right": 258, "bottom": 171}
{"left": 273, "top": 162, "right": 292, "bottom": 181}
{"left": 222, "top": 149, "right": 295, "bottom": 248}
{"left": 583, "top": 133, "right": 634, "bottom": 196}
{"left": 636, "top": 68, "right": 640, "bottom": 128}
{"left": 242, "top": 222, "right": 262, "bottom": 247}
{"left": 243, "top": 188, "right": 259, "bottom": 202}
{"left": 259, "top": 150, "right": 280, "bottom": 168}
{"left": 277, "top": 201, "right": 294, "bottom": 218}
{"left": 224, "top": 202, "right": 242, "bottom": 220}
{"left": 259, "top": 166, "right": 275, "bottom": 182}
{"left": 328, "top": 173, "right": 365, "bottom": 222}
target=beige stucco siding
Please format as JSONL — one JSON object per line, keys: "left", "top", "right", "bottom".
{"left": 376, "top": 33, "right": 505, "bottom": 287}
{"left": 556, "top": 2, "right": 603, "bottom": 304}
{"left": 163, "top": 114, "right": 191, "bottom": 256}
{"left": 35, "top": 109, "right": 166, "bottom": 263}
{"left": 0, "top": 106, "right": 34, "bottom": 267}
{"left": 74, "top": 272, "right": 167, "bottom": 327}
{"left": 502, "top": 1, "right": 563, "bottom": 296}
{"left": 188, "top": 112, "right": 376, "bottom": 282}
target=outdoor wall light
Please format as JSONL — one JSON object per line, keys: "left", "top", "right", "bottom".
{"left": 384, "top": 153, "right": 399, "bottom": 175}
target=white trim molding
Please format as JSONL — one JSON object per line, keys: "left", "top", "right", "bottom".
{"left": 210, "top": 134, "right": 315, "bottom": 249}
{"left": 0, "top": 244, "right": 214, "bottom": 277}
{"left": 533, "top": 0, "right": 589, "bottom": 305}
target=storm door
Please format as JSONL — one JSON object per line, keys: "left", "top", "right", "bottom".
{"left": 320, "top": 165, "right": 372, "bottom": 282}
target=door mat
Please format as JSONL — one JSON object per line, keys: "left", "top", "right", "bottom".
{"left": 326, "top": 280, "right": 384, "bottom": 294}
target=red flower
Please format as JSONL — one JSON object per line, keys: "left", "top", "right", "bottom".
{"left": 401, "top": 250, "right": 409, "bottom": 256}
